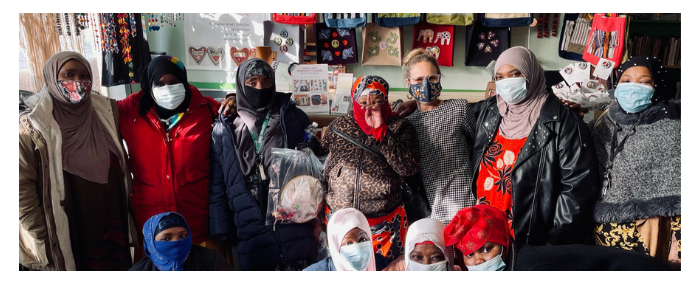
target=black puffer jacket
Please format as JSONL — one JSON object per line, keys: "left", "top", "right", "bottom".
{"left": 471, "top": 94, "right": 600, "bottom": 246}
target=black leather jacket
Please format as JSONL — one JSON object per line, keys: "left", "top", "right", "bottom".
{"left": 471, "top": 94, "right": 600, "bottom": 246}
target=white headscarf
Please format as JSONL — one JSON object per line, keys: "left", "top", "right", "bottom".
{"left": 404, "top": 218, "right": 448, "bottom": 271}
{"left": 327, "top": 208, "right": 377, "bottom": 271}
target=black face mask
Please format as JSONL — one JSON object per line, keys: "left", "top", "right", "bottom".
{"left": 244, "top": 85, "right": 276, "bottom": 108}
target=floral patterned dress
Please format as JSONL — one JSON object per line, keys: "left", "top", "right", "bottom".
{"left": 475, "top": 130, "right": 527, "bottom": 238}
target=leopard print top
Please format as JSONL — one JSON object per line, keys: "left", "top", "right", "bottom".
{"left": 321, "top": 112, "right": 421, "bottom": 218}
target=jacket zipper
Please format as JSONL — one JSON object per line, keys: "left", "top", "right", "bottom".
{"left": 355, "top": 150, "right": 363, "bottom": 210}
{"left": 526, "top": 150, "right": 545, "bottom": 244}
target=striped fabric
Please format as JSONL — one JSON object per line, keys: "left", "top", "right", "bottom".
{"left": 406, "top": 99, "right": 477, "bottom": 224}
{"left": 326, "top": 13, "right": 363, "bottom": 19}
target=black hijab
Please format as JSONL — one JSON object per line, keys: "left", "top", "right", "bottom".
{"left": 233, "top": 58, "right": 284, "bottom": 178}
{"left": 139, "top": 55, "right": 192, "bottom": 118}
{"left": 610, "top": 56, "right": 680, "bottom": 123}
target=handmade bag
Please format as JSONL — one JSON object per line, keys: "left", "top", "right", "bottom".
{"left": 464, "top": 20, "right": 509, "bottom": 66}
{"left": 426, "top": 13, "right": 474, "bottom": 26}
{"left": 481, "top": 13, "right": 534, "bottom": 28}
{"left": 412, "top": 22, "right": 455, "bottom": 67}
{"left": 375, "top": 13, "right": 422, "bottom": 27}
{"left": 272, "top": 13, "right": 316, "bottom": 25}
{"left": 558, "top": 13, "right": 589, "bottom": 61}
{"left": 360, "top": 23, "right": 403, "bottom": 66}
{"left": 264, "top": 21, "right": 303, "bottom": 64}
{"left": 582, "top": 13, "right": 626, "bottom": 66}
{"left": 315, "top": 22, "right": 358, "bottom": 64}
{"left": 328, "top": 124, "right": 431, "bottom": 223}
{"left": 324, "top": 13, "right": 366, "bottom": 28}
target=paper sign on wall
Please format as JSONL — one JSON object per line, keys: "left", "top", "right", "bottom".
{"left": 331, "top": 73, "right": 354, "bottom": 115}
{"left": 183, "top": 13, "right": 267, "bottom": 71}
{"left": 292, "top": 64, "right": 330, "bottom": 114}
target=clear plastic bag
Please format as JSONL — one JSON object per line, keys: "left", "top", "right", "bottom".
{"left": 266, "top": 148, "right": 326, "bottom": 225}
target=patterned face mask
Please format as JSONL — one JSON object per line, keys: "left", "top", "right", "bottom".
{"left": 57, "top": 80, "right": 92, "bottom": 103}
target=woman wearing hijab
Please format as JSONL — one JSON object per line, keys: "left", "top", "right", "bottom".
{"left": 304, "top": 208, "right": 391, "bottom": 271}
{"left": 590, "top": 56, "right": 681, "bottom": 269}
{"left": 19, "top": 51, "right": 137, "bottom": 270}
{"left": 471, "top": 46, "right": 599, "bottom": 247}
{"left": 117, "top": 55, "right": 221, "bottom": 253}
{"left": 130, "top": 212, "right": 231, "bottom": 271}
{"left": 405, "top": 218, "right": 451, "bottom": 271}
{"left": 209, "top": 58, "right": 320, "bottom": 270}
{"left": 321, "top": 75, "right": 421, "bottom": 261}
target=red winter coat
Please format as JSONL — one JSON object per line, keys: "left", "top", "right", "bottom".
{"left": 118, "top": 85, "right": 219, "bottom": 244}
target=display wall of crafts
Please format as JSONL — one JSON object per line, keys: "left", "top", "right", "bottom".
{"left": 415, "top": 28, "right": 452, "bottom": 59}
{"left": 188, "top": 46, "right": 226, "bottom": 66}
{"left": 145, "top": 13, "right": 184, "bottom": 31}
{"left": 366, "top": 30, "right": 400, "bottom": 58}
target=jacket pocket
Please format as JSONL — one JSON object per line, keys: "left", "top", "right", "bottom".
{"left": 19, "top": 222, "right": 50, "bottom": 269}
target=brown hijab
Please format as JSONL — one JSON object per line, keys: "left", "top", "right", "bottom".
{"left": 44, "top": 51, "right": 119, "bottom": 184}
{"left": 494, "top": 46, "right": 549, "bottom": 139}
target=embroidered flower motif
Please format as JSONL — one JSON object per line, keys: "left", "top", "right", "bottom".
{"left": 387, "top": 46, "right": 399, "bottom": 57}
{"left": 386, "top": 32, "right": 399, "bottom": 44}
{"left": 503, "top": 150, "right": 515, "bottom": 166}
{"left": 367, "top": 46, "right": 379, "bottom": 57}
{"left": 477, "top": 31, "right": 500, "bottom": 54}
{"left": 369, "top": 30, "right": 381, "bottom": 42}
{"left": 484, "top": 177, "right": 494, "bottom": 191}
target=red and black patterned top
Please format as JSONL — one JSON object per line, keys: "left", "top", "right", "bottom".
{"left": 476, "top": 129, "right": 527, "bottom": 238}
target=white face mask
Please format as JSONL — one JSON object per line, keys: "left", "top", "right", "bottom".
{"left": 407, "top": 259, "right": 448, "bottom": 271}
{"left": 338, "top": 241, "right": 373, "bottom": 271}
{"left": 152, "top": 83, "right": 186, "bottom": 110}
{"left": 496, "top": 77, "right": 528, "bottom": 105}
{"left": 466, "top": 249, "right": 506, "bottom": 271}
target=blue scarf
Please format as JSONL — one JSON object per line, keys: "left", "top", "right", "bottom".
{"left": 142, "top": 212, "right": 192, "bottom": 271}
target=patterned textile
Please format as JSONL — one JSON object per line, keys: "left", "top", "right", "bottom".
{"left": 594, "top": 222, "right": 648, "bottom": 254}
{"left": 325, "top": 205, "right": 407, "bottom": 261}
{"left": 405, "top": 99, "right": 477, "bottom": 224}
{"left": 671, "top": 216, "right": 681, "bottom": 259}
{"left": 476, "top": 129, "right": 527, "bottom": 238}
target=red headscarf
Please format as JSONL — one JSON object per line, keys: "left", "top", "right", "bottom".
{"left": 351, "top": 75, "right": 396, "bottom": 143}
{"left": 444, "top": 204, "right": 511, "bottom": 258}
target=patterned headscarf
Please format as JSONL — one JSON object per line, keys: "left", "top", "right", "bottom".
{"left": 444, "top": 204, "right": 511, "bottom": 258}
{"left": 351, "top": 75, "right": 396, "bottom": 142}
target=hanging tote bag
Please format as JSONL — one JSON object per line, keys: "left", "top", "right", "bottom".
{"left": 315, "top": 22, "right": 358, "bottom": 64}
{"left": 582, "top": 13, "right": 626, "bottom": 66}
{"left": 426, "top": 13, "right": 474, "bottom": 26}
{"left": 558, "top": 13, "right": 590, "bottom": 61}
{"left": 481, "top": 13, "right": 534, "bottom": 28}
{"left": 375, "top": 13, "right": 422, "bottom": 27}
{"left": 324, "top": 13, "right": 367, "bottom": 28}
{"left": 360, "top": 23, "right": 403, "bottom": 66}
{"left": 273, "top": 13, "right": 317, "bottom": 25}
{"left": 412, "top": 22, "right": 455, "bottom": 67}
{"left": 465, "top": 20, "right": 510, "bottom": 66}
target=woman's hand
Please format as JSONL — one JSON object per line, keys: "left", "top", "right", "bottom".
{"left": 560, "top": 99, "right": 585, "bottom": 118}
{"left": 218, "top": 95, "right": 237, "bottom": 117}
{"left": 364, "top": 105, "right": 385, "bottom": 129}
{"left": 393, "top": 100, "right": 417, "bottom": 117}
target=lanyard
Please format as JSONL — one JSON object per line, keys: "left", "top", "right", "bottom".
{"left": 602, "top": 119, "right": 639, "bottom": 196}
{"left": 248, "top": 110, "right": 272, "bottom": 154}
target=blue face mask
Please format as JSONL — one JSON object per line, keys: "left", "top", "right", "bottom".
{"left": 466, "top": 250, "right": 506, "bottom": 271}
{"left": 408, "top": 78, "right": 442, "bottom": 103}
{"left": 339, "top": 241, "right": 373, "bottom": 271}
{"left": 149, "top": 236, "right": 192, "bottom": 271}
{"left": 614, "top": 82, "right": 655, "bottom": 113}
{"left": 495, "top": 77, "right": 528, "bottom": 104}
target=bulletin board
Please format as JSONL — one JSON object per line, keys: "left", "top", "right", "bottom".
{"left": 183, "top": 13, "right": 268, "bottom": 72}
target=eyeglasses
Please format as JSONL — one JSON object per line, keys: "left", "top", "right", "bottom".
{"left": 409, "top": 74, "right": 441, "bottom": 84}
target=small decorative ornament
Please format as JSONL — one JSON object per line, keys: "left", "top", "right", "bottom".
{"left": 280, "top": 29, "right": 288, "bottom": 38}
{"left": 286, "top": 38, "right": 293, "bottom": 46}
{"left": 274, "top": 37, "right": 282, "bottom": 45}
{"left": 341, "top": 47, "right": 354, "bottom": 59}
{"left": 280, "top": 45, "right": 288, "bottom": 54}
{"left": 321, "top": 50, "right": 333, "bottom": 61}
{"left": 230, "top": 47, "right": 250, "bottom": 66}
{"left": 207, "top": 47, "right": 223, "bottom": 66}
{"left": 367, "top": 46, "right": 379, "bottom": 57}
{"left": 331, "top": 40, "right": 340, "bottom": 48}
{"left": 337, "top": 29, "right": 350, "bottom": 37}
{"left": 271, "top": 60, "right": 278, "bottom": 71}
{"left": 379, "top": 42, "right": 388, "bottom": 50}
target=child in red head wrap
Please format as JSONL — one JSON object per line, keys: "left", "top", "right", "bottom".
{"left": 444, "top": 204, "right": 511, "bottom": 271}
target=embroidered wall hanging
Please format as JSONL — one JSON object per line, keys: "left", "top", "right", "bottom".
{"left": 464, "top": 21, "right": 510, "bottom": 66}
{"left": 264, "top": 21, "right": 303, "bottom": 64}
{"left": 411, "top": 22, "right": 454, "bottom": 67}
{"left": 315, "top": 22, "right": 358, "bottom": 65}
{"left": 360, "top": 23, "right": 403, "bottom": 66}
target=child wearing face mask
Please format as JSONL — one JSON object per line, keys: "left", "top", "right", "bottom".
{"left": 444, "top": 204, "right": 511, "bottom": 271}
{"left": 405, "top": 218, "right": 452, "bottom": 271}
{"left": 130, "top": 212, "right": 231, "bottom": 271}
{"left": 304, "top": 208, "right": 391, "bottom": 271}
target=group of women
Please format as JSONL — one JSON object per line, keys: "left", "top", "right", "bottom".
{"left": 19, "top": 43, "right": 680, "bottom": 271}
